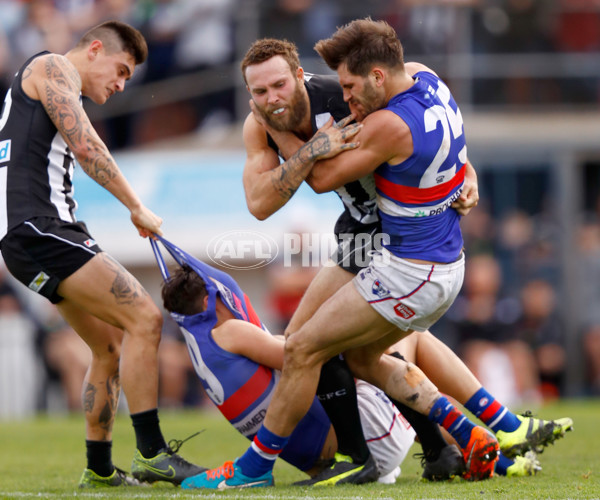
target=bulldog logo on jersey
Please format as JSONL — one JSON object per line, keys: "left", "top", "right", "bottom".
{"left": 83, "top": 238, "right": 96, "bottom": 247}
{"left": 372, "top": 279, "right": 391, "bottom": 299}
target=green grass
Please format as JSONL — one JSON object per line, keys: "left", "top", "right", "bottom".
{"left": 0, "top": 399, "right": 598, "bottom": 499}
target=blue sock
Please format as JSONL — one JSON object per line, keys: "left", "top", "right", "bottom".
{"left": 494, "top": 453, "right": 513, "bottom": 476}
{"left": 429, "top": 396, "right": 476, "bottom": 449}
{"left": 464, "top": 388, "right": 520, "bottom": 433}
{"left": 236, "top": 426, "right": 289, "bottom": 478}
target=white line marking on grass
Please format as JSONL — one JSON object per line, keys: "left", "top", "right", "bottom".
{"left": 1, "top": 493, "right": 393, "bottom": 500}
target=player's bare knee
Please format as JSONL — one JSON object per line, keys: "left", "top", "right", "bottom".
{"left": 283, "top": 333, "right": 321, "bottom": 369}
{"left": 91, "top": 344, "right": 121, "bottom": 372}
{"left": 126, "top": 299, "right": 162, "bottom": 344}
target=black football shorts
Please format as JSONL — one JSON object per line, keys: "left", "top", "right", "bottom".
{"left": 332, "top": 222, "right": 382, "bottom": 276}
{"left": 0, "top": 217, "right": 102, "bottom": 304}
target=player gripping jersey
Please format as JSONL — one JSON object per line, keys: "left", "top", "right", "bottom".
{"left": 151, "top": 236, "right": 415, "bottom": 480}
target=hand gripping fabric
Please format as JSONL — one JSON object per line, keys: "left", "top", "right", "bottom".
{"left": 150, "top": 235, "right": 266, "bottom": 335}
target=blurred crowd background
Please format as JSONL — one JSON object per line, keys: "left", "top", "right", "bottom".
{"left": 1, "top": 0, "right": 600, "bottom": 417}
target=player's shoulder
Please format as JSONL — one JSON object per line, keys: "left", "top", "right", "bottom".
{"left": 27, "top": 52, "right": 70, "bottom": 73}
{"left": 26, "top": 53, "right": 81, "bottom": 89}
{"left": 361, "top": 108, "right": 411, "bottom": 148}
{"left": 405, "top": 61, "right": 438, "bottom": 79}
{"left": 304, "top": 73, "right": 347, "bottom": 120}
{"left": 242, "top": 112, "right": 267, "bottom": 143}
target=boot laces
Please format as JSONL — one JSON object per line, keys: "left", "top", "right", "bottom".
{"left": 166, "top": 430, "right": 205, "bottom": 454}
{"left": 206, "top": 461, "right": 235, "bottom": 480}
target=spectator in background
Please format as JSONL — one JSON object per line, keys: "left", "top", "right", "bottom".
{"left": 553, "top": 0, "right": 600, "bottom": 104}
{"left": 447, "top": 253, "right": 541, "bottom": 407}
{"left": 267, "top": 259, "right": 317, "bottom": 335}
{"left": 460, "top": 201, "right": 496, "bottom": 256}
{"left": 135, "top": 0, "right": 236, "bottom": 144}
{"left": 259, "top": 0, "right": 341, "bottom": 59}
{"left": 0, "top": 0, "right": 22, "bottom": 98}
{"left": 583, "top": 325, "right": 600, "bottom": 396}
{"left": 39, "top": 307, "right": 92, "bottom": 412}
{"left": 576, "top": 220, "right": 600, "bottom": 395}
{"left": 9, "top": 0, "right": 74, "bottom": 72}
{"left": 514, "top": 279, "right": 565, "bottom": 401}
{"left": 266, "top": 217, "right": 319, "bottom": 335}
{"left": 0, "top": 265, "right": 41, "bottom": 419}
{"left": 495, "top": 210, "right": 535, "bottom": 294}
{"left": 0, "top": 264, "right": 91, "bottom": 414}
{"left": 495, "top": 209, "right": 559, "bottom": 296}
{"left": 170, "top": 0, "right": 236, "bottom": 131}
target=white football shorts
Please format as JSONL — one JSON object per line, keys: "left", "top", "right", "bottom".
{"left": 357, "top": 380, "right": 416, "bottom": 482}
{"left": 353, "top": 248, "right": 465, "bottom": 332}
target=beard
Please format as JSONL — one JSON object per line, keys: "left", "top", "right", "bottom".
{"left": 351, "top": 79, "right": 385, "bottom": 120}
{"left": 255, "top": 81, "right": 308, "bottom": 132}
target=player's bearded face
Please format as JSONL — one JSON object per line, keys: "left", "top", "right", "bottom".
{"left": 256, "top": 79, "right": 308, "bottom": 132}
{"left": 350, "top": 78, "right": 383, "bottom": 121}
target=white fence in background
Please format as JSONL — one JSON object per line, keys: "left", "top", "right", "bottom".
{"left": 0, "top": 314, "right": 41, "bottom": 419}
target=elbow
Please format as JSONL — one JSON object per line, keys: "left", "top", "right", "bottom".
{"left": 246, "top": 200, "right": 273, "bottom": 221}
{"left": 252, "top": 210, "right": 270, "bottom": 222}
{"left": 312, "top": 185, "right": 328, "bottom": 195}
{"left": 72, "top": 147, "right": 90, "bottom": 163}
{"left": 307, "top": 178, "right": 331, "bottom": 194}
{"left": 306, "top": 171, "right": 336, "bottom": 194}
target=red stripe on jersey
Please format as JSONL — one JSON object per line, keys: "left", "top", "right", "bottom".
{"left": 243, "top": 293, "right": 263, "bottom": 328}
{"left": 374, "top": 163, "right": 465, "bottom": 204}
{"left": 219, "top": 365, "right": 272, "bottom": 420}
{"left": 233, "top": 294, "right": 248, "bottom": 322}
{"left": 479, "top": 400, "right": 501, "bottom": 422}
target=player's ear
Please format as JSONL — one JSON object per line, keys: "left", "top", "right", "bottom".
{"left": 372, "top": 67, "right": 385, "bottom": 87}
{"left": 88, "top": 39, "right": 103, "bottom": 60}
{"left": 203, "top": 295, "right": 209, "bottom": 309}
{"left": 297, "top": 66, "right": 304, "bottom": 81}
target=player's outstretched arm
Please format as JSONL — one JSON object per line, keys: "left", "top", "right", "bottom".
{"left": 28, "top": 54, "right": 162, "bottom": 237}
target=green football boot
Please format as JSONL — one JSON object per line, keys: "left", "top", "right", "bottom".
{"left": 496, "top": 412, "right": 574, "bottom": 458}
{"left": 78, "top": 467, "right": 142, "bottom": 488}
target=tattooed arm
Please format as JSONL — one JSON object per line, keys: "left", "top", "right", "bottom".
{"left": 242, "top": 112, "right": 360, "bottom": 220}
{"left": 22, "top": 53, "right": 162, "bottom": 237}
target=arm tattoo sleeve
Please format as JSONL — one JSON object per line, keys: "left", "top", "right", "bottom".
{"left": 271, "top": 133, "right": 332, "bottom": 200}
{"left": 41, "top": 55, "right": 118, "bottom": 187}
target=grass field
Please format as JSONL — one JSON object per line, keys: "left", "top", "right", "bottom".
{"left": 0, "top": 398, "right": 598, "bottom": 499}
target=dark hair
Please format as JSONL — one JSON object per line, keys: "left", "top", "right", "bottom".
{"left": 314, "top": 18, "right": 404, "bottom": 76}
{"left": 161, "top": 265, "right": 208, "bottom": 316}
{"left": 241, "top": 38, "right": 300, "bottom": 84}
{"left": 76, "top": 20, "right": 147, "bottom": 65}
